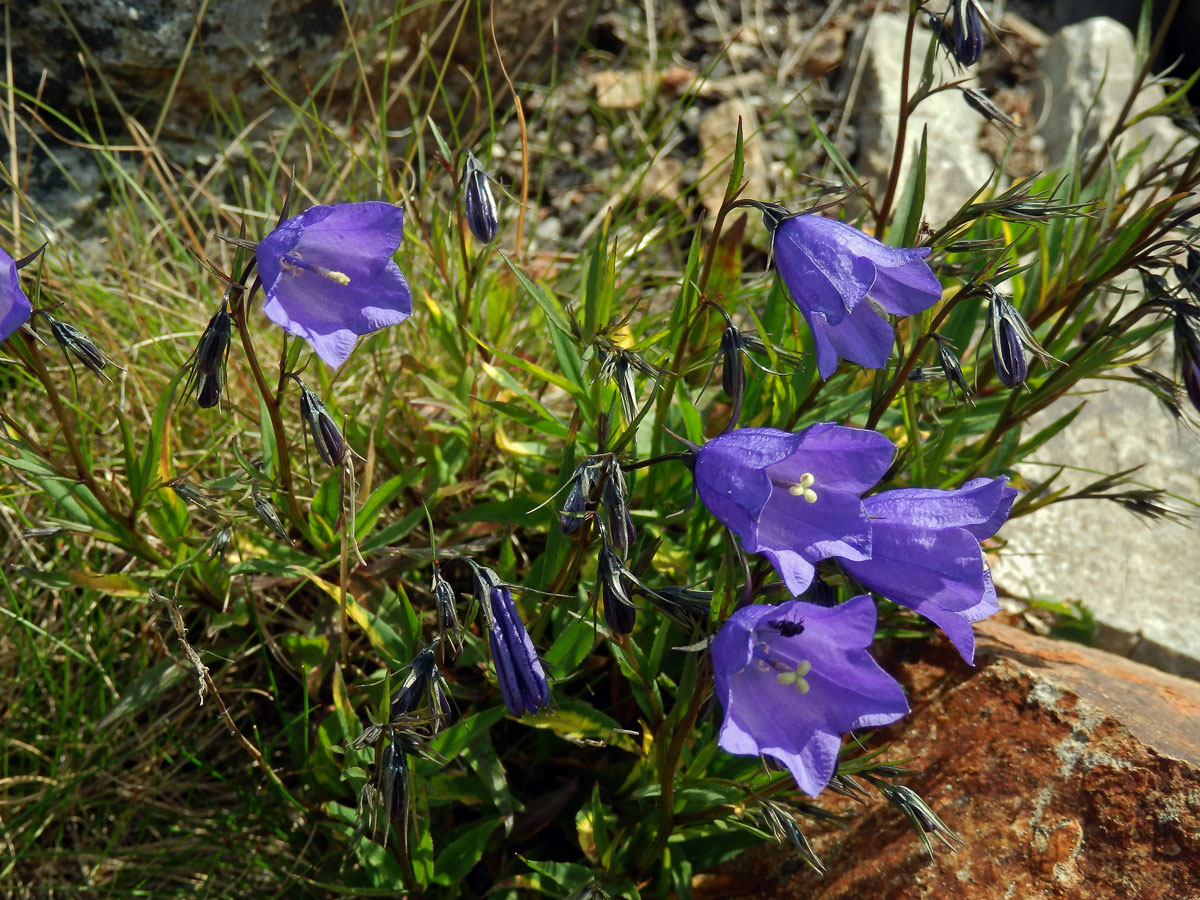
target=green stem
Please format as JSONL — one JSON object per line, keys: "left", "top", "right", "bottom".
{"left": 231, "top": 298, "right": 305, "bottom": 534}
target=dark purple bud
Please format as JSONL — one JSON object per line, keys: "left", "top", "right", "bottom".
{"left": 597, "top": 545, "right": 636, "bottom": 635}
{"left": 379, "top": 731, "right": 410, "bottom": 825}
{"left": 463, "top": 152, "right": 499, "bottom": 243}
{"left": 1171, "top": 306, "right": 1200, "bottom": 413}
{"left": 601, "top": 461, "right": 636, "bottom": 556}
{"left": 295, "top": 378, "right": 346, "bottom": 466}
{"left": 719, "top": 324, "right": 747, "bottom": 403}
{"left": 952, "top": 0, "right": 984, "bottom": 66}
{"left": 960, "top": 87, "right": 1018, "bottom": 132}
{"left": 930, "top": 333, "right": 973, "bottom": 405}
{"left": 171, "top": 479, "right": 217, "bottom": 510}
{"left": 986, "top": 289, "right": 1055, "bottom": 388}
{"left": 389, "top": 640, "right": 450, "bottom": 729}
{"left": 186, "top": 302, "right": 232, "bottom": 409}
{"left": 559, "top": 479, "right": 589, "bottom": 535}
{"left": 867, "top": 778, "right": 963, "bottom": 854}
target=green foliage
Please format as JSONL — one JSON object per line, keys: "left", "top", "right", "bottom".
{"left": 1, "top": 2, "right": 1198, "bottom": 898}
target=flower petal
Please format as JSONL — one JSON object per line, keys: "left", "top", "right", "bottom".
{"left": 863, "top": 477, "right": 1015, "bottom": 537}
{"left": 0, "top": 249, "right": 32, "bottom": 343}
{"left": 869, "top": 257, "right": 942, "bottom": 315}
{"left": 773, "top": 215, "right": 878, "bottom": 322}
{"left": 841, "top": 515, "right": 988, "bottom": 613}
{"left": 768, "top": 422, "right": 895, "bottom": 494}
{"left": 808, "top": 302, "right": 895, "bottom": 379}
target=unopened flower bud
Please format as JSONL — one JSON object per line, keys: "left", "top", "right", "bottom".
{"left": 463, "top": 152, "right": 499, "bottom": 243}
{"left": 295, "top": 378, "right": 346, "bottom": 466}
{"left": 44, "top": 314, "right": 120, "bottom": 381}
{"left": 597, "top": 544, "right": 636, "bottom": 635}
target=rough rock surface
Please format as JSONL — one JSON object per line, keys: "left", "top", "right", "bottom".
{"left": 849, "top": 12, "right": 996, "bottom": 227}
{"left": 707, "top": 622, "right": 1200, "bottom": 900}
{"left": 993, "top": 379, "right": 1200, "bottom": 680}
{"left": 9, "top": 0, "right": 586, "bottom": 133}
{"left": 1037, "top": 17, "right": 1190, "bottom": 171}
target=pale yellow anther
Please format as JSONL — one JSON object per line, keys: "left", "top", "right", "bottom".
{"left": 787, "top": 473, "right": 819, "bottom": 503}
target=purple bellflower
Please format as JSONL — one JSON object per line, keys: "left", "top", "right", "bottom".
{"left": 712, "top": 595, "right": 909, "bottom": 796}
{"left": 0, "top": 247, "right": 34, "bottom": 344}
{"left": 256, "top": 202, "right": 412, "bottom": 369}
{"left": 694, "top": 424, "right": 896, "bottom": 596}
{"left": 743, "top": 203, "right": 942, "bottom": 379}
{"left": 839, "top": 476, "right": 1016, "bottom": 664}
{"left": 485, "top": 583, "right": 551, "bottom": 716}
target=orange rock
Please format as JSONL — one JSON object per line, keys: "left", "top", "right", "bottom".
{"left": 719, "top": 622, "right": 1200, "bottom": 899}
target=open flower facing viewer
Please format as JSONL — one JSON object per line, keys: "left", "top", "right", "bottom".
{"left": 711, "top": 596, "right": 909, "bottom": 796}
{"left": 256, "top": 201, "right": 412, "bottom": 369}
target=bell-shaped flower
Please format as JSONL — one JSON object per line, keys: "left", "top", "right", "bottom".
{"left": 747, "top": 203, "right": 942, "bottom": 379}
{"left": 694, "top": 424, "right": 896, "bottom": 596}
{"left": 712, "top": 595, "right": 909, "bottom": 796}
{"left": 838, "top": 476, "right": 1016, "bottom": 663}
{"left": 256, "top": 202, "right": 412, "bottom": 369}
{"left": 0, "top": 247, "right": 34, "bottom": 344}
{"left": 478, "top": 576, "right": 550, "bottom": 717}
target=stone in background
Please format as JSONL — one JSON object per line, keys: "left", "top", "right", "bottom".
{"left": 848, "top": 12, "right": 996, "bottom": 227}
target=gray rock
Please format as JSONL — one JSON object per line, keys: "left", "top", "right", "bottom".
{"left": 849, "top": 12, "right": 997, "bottom": 227}
{"left": 994, "top": 378, "right": 1200, "bottom": 680}
{"left": 9, "top": 1, "right": 588, "bottom": 136}
{"left": 1037, "top": 17, "right": 1191, "bottom": 172}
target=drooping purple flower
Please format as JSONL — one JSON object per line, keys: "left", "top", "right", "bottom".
{"left": 0, "top": 247, "right": 33, "bottom": 344}
{"left": 694, "top": 424, "right": 896, "bottom": 596}
{"left": 751, "top": 205, "right": 941, "bottom": 379}
{"left": 485, "top": 584, "right": 551, "bottom": 716}
{"left": 839, "top": 476, "right": 1016, "bottom": 664}
{"left": 711, "top": 595, "right": 909, "bottom": 796}
{"left": 256, "top": 202, "right": 412, "bottom": 369}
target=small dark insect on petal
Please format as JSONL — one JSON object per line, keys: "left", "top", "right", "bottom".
{"left": 463, "top": 152, "right": 499, "bottom": 244}
{"left": 597, "top": 544, "right": 636, "bottom": 635}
